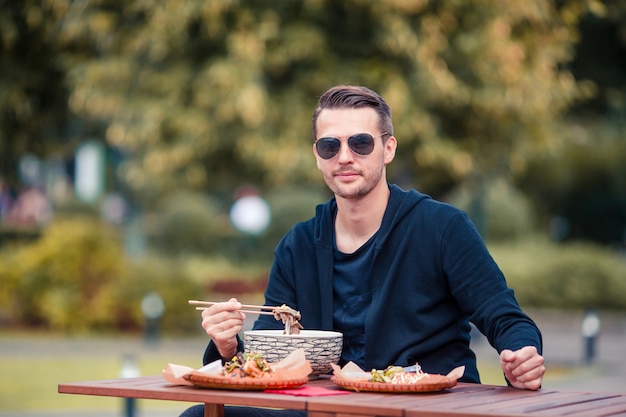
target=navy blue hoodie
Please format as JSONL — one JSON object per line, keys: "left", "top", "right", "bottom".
{"left": 203, "top": 184, "right": 542, "bottom": 384}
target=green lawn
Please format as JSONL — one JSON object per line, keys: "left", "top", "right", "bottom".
{"left": 0, "top": 332, "right": 202, "bottom": 413}
{"left": 1, "top": 355, "right": 197, "bottom": 412}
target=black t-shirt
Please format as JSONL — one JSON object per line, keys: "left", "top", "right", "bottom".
{"left": 332, "top": 233, "right": 377, "bottom": 368}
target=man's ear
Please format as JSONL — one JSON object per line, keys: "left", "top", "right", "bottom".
{"left": 384, "top": 136, "right": 397, "bottom": 164}
{"left": 313, "top": 143, "right": 322, "bottom": 169}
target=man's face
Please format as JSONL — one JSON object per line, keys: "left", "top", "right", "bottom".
{"left": 313, "top": 107, "right": 396, "bottom": 200}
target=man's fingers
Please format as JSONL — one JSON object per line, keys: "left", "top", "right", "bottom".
{"left": 500, "top": 346, "right": 545, "bottom": 391}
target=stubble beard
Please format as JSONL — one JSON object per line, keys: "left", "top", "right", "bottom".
{"left": 324, "top": 165, "right": 385, "bottom": 200}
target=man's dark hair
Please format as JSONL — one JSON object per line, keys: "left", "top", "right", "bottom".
{"left": 312, "top": 85, "right": 393, "bottom": 140}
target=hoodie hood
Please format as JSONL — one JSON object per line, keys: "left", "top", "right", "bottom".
{"left": 314, "top": 183, "right": 431, "bottom": 248}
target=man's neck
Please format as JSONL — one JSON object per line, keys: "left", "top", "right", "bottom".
{"left": 334, "top": 182, "right": 390, "bottom": 254}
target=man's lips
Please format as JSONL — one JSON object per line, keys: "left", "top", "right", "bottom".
{"left": 334, "top": 171, "right": 361, "bottom": 181}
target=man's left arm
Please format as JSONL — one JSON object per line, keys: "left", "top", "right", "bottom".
{"left": 441, "top": 212, "right": 545, "bottom": 390}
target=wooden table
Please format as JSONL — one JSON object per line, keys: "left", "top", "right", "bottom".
{"left": 59, "top": 376, "right": 626, "bottom": 417}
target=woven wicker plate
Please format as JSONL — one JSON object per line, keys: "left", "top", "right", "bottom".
{"left": 331, "top": 374, "right": 457, "bottom": 393}
{"left": 183, "top": 371, "right": 309, "bottom": 391}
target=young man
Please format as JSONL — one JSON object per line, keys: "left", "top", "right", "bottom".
{"left": 180, "top": 85, "right": 545, "bottom": 417}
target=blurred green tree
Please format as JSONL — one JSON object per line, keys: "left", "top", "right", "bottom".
{"left": 518, "top": 0, "right": 626, "bottom": 245}
{"left": 2, "top": 0, "right": 622, "bottom": 241}
{"left": 568, "top": 0, "right": 626, "bottom": 117}
{"left": 0, "top": 0, "right": 71, "bottom": 188}
{"left": 9, "top": 0, "right": 594, "bottom": 198}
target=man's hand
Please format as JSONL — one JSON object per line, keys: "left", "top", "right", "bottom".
{"left": 200, "top": 297, "right": 245, "bottom": 359}
{"left": 499, "top": 346, "right": 545, "bottom": 390}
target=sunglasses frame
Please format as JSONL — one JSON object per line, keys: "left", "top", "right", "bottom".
{"left": 315, "top": 132, "right": 389, "bottom": 160}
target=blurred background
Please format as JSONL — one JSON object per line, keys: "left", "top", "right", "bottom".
{"left": 1, "top": 0, "right": 625, "bottom": 415}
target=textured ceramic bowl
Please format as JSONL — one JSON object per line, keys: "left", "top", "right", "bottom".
{"left": 243, "top": 330, "right": 343, "bottom": 379}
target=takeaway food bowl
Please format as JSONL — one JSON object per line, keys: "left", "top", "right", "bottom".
{"left": 243, "top": 330, "right": 343, "bottom": 379}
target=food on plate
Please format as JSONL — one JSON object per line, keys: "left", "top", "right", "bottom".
{"left": 370, "top": 365, "right": 429, "bottom": 384}
{"left": 330, "top": 362, "right": 463, "bottom": 393}
{"left": 223, "top": 352, "right": 273, "bottom": 378}
{"left": 273, "top": 304, "right": 303, "bottom": 335}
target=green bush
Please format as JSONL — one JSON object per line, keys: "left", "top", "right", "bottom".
{"left": 446, "top": 178, "right": 536, "bottom": 242}
{"left": 264, "top": 186, "right": 328, "bottom": 244}
{"left": 0, "top": 216, "right": 205, "bottom": 334}
{"left": 0, "top": 216, "right": 131, "bottom": 331}
{"left": 517, "top": 128, "right": 626, "bottom": 245}
{"left": 490, "top": 237, "right": 626, "bottom": 310}
{"left": 123, "top": 254, "right": 204, "bottom": 334}
{"left": 150, "top": 191, "right": 229, "bottom": 255}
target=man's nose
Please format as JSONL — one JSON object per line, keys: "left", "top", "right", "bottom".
{"left": 336, "top": 141, "right": 354, "bottom": 162}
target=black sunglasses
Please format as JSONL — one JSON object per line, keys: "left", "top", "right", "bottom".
{"left": 315, "top": 132, "right": 388, "bottom": 160}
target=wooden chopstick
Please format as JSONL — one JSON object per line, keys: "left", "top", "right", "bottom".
{"left": 189, "top": 300, "right": 279, "bottom": 316}
{"left": 193, "top": 306, "right": 275, "bottom": 315}
{"left": 188, "top": 300, "right": 280, "bottom": 310}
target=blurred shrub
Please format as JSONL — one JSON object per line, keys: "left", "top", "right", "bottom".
{"left": 264, "top": 186, "right": 328, "bottom": 246}
{"left": 517, "top": 125, "right": 626, "bottom": 245}
{"left": 146, "top": 187, "right": 328, "bottom": 263}
{"left": 446, "top": 178, "right": 536, "bottom": 242}
{"left": 122, "top": 253, "right": 204, "bottom": 335}
{"left": 150, "top": 191, "right": 228, "bottom": 255}
{"left": 0, "top": 216, "right": 131, "bottom": 331}
{"left": 0, "top": 215, "right": 205, "bottom": 334}
{"left": 490, "top": 237, "right": 626, "bottom": 310}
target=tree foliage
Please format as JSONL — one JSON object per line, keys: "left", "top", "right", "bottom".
{"left": 1, "top": 0, "right": 608, "bottom": 204}
{"left": 2, "top": 0, "right": 625, "bottom": 244}
{"left": 0, "top": 0, "right": 71, "bottom": 188}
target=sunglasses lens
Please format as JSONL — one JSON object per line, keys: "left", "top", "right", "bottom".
{"left": 316, "top": 138, "right": 341, "bottom": 159}
{"left": 348, "top": 133, "right": 375, "bottom": 155}
{"left": 315, "top": 133, "right": 377, "bottom": 159}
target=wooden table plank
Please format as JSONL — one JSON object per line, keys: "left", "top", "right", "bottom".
{"left": 59, "top": 376, "right": 626, "bottom": 417}
{"left": 447, "top": 389, "right": 555, "bottom": 409}
{"left": 378, "top": 384, "right": 496, "bottom": 406}
{"left": 336, "top": 385, "right": 492, "bottom": 414}
{"left": 531, "top": 395, "right": 626, "bottom": 416}
{"left": 307, "top": 383, "right": 510, "bottom": 417}
{"left": 308, "top": 414, "right": 373, "bottom": 417}
{"left": 407, "top": 410, "right": 527, "bottom": 417}
{"left": 307, "top": 391, "right": 407, "bottom": 417}
{"left": 399, "top": 384, "right": 549, "bottom": 409}
{"left": 59, "top": 375, "right": 309, "bottom": 411}
{"left": 486, "top": 393, "right": 606, "bottom": 415}
{"left": 461, "top": 391, "right": 604, "bottom": 414}
{"left": 400, "top": 384, "right": 547, "bottom": 416}
{"left": 405, "top": 389, "right": 626, "bottom": 417}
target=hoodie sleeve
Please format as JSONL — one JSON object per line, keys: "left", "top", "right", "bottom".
{"left": 441, "top": 211, "right": 542, "bottom": 354}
